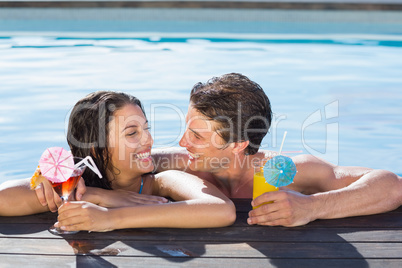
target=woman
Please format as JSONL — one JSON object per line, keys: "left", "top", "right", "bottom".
{"left": 0, "top": 91, "right": 236, "bottom": 231}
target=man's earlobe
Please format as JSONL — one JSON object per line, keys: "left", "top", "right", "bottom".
{"left": 232, "top": 140, "right": 249, "bottom": 154}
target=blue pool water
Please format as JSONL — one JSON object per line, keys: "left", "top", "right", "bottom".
{"left": 1, "top": 10, "right": 402, "bottom": 182}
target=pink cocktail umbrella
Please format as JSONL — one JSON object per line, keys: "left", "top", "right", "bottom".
{"left": 39, "top": 147, "right": 74, "bottom": 183}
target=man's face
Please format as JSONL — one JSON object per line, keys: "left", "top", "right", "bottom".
{"left": 179, "top": 104, "right": 233, "bottom": 173}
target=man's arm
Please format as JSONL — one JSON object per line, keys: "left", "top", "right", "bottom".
{"left": 248, "top": 154, "right": 402, "bottom": 227}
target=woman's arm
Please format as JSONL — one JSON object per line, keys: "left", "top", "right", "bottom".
{"left": 0, "top": 171, "right": 87, "bottom": 215}
{"left": 81, "top": 187, "right": 168, "bottom": 207}
{"left": 0, "top": 177, "right": 169, "bottom": 217}
{"left": 55, "top": 170, "right": 236, "bottom": 231}
{"left": 0, "top": 178, "right": 50, "bottom": 216}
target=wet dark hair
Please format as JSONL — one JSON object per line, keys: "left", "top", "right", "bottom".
{"left": 67, "top": 91, "right": 145, "bottom": 189}
{"left": 190, "top": 73, "right": 272, "bottom": 155}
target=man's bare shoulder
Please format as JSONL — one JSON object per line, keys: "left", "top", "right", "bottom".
{"left": 152, "top": 147, "right": 189, "bottom": 172}
{"left": 255, "top": 149, "right": 277, "bottom": 158}
{"left": 152, "top": 147, "right": 187, "bottom": 157}
{"left": 153, "top": 147, "right": 186, "bottom": 153}
{"left": 288, "top": 154, "right": 376, "bottom": 193}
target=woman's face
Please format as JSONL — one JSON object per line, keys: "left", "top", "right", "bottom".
{"left": 107, "top": 104, "right": 154, "bottom": 181}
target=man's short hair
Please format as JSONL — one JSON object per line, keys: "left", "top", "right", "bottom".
{"left": 190, "top": 73, "right": 272, "bottom": 155}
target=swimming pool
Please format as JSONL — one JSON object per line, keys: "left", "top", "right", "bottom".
{"left": 1, "top": 7, "right": 402, "bottom": 182}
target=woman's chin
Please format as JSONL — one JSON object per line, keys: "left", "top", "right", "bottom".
{"left": 135, "top": 159, "right": 155, "bottom": 173}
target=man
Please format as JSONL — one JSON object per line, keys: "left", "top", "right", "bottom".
{"left": 152, "top": 73, "right": 402, "bottom": 227}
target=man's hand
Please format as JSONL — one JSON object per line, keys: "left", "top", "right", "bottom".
{"left": 34, "top": 177, "right": 86, "bottom": 212}
{"left": 247, "top": 188, "right": 315, "bottom": 227}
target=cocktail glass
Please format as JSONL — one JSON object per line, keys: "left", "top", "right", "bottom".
{"left": 48, "top": 157, "right": 86, "bottom": 235}
{"left": 252, "top": 158, "right": 278, "bottom": 209}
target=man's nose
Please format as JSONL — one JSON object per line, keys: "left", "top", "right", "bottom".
{"left": 179, "top": 131, "right": 188, "bottom": 148}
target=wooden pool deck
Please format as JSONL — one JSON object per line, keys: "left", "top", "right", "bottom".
{"left": 1, "top": 199, "right": 402, "bottom": 267}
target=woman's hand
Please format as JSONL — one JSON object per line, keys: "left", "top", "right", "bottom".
{"left": 88, "top": 188, "right": 168, "bottom": 208}
{"left": 34, "top": 177, "right": 86, "bottom": 212}
{"left": 55, "top": 201, "right": 114, "bottom": 232}
{"left": 34, "top": 178, "right": 61, "bottom": 212}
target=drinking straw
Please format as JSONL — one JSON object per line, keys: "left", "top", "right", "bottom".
{"left": 74, "top": 156, "right": 103, "bottom": 178}
{"left": 278, "top": 131, "right": 288, "bottom": 155}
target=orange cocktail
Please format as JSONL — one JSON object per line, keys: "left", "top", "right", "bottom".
{"left": 252, "top": 163, "right": 277, "bottom": 209}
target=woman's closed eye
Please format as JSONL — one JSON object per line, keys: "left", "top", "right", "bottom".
{"left": 127, "top": 126, "right": 150, "bottom": 136}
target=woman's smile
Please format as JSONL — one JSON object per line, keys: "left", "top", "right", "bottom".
{"left": 132, "top": 150, "right": 152, "bottom": 162}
